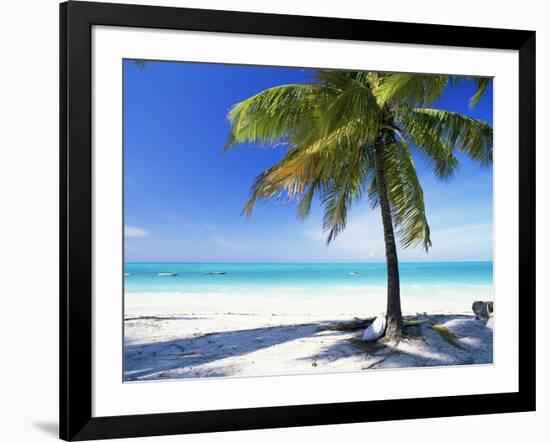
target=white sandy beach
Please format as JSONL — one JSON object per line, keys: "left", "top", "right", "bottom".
{"left": 124, "top": 307, "right": 493, "bottom": 381}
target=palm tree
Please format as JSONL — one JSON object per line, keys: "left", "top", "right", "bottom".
{"left": 225, "top": 71, "right": 492, "bottom": 340}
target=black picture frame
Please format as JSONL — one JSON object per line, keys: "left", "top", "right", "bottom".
{"left": 60, "top": 1, "right": 536, "bottom": 440}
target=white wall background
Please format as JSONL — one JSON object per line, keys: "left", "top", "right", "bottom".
{"left": 0, "top": 0, "right": 547, "bottom": 441}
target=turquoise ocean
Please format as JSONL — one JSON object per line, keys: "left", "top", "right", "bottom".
{"left": 124, "top": 262, "right": 493, "bottom": 315}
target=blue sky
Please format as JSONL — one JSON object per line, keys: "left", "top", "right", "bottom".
{"left": 124, "top": 60, "right": 493, "bottom": 263}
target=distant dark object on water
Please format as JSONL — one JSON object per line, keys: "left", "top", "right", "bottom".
{"left": 472, "top": 301, "right": 493, "bottom": 319}
{"left": 349, "top": 271, "right": 364, "bottom": 276}
{"left": 205, "top": 271, "right": 226, "bottom": 275}
{"left": 158, "top": 272, "right": 178, "bottom": 277}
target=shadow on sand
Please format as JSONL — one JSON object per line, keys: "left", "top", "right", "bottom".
{"left": 125, "top": 321, "right": 330, "bottom": 381}
{"left": 124, "top": 314, "right": 491, "bottom": 380}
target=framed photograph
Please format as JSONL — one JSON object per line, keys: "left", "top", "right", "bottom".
{"left": 60, "top": 1, "right": 536, "bottom": 440}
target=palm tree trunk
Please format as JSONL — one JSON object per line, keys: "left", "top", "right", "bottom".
{"left": 373, "top": 142, "right": 403, "bottom": 339}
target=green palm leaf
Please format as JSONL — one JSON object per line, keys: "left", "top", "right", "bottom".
{"left": 375, "top": 73, "right": 449, "bottom": 108}
{"left": 407, "top": 108, "right": 493, "bottom": 166}
{"left": 313, "top": 71, "right": 381, "bottom": 143}
{"left": 395, "top": 117, "right": 459, "bottom": 180}
{"left": 383, "top": 141, "right": 431, "bottom": 251}
{"left": 449, "top": 76, "right": 492, "bottom": 108}
{"left": 469, "top": 77, "right": 491, "bottom": 108}
{"left": 225, "top": 84, "right": 320, "bottom": 149}
{"left": 242, "top": 150, "right": 312, "bottom": 216}
{"left": 321, "top": 143, "right": 375, "bottom": 243}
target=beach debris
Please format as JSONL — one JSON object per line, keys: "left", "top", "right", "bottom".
{"left": 324, "top": 317, "right": 374, "bottom": 331}
{"left": 362, "top": 315, "right": 386, "bottom": 341}
{"left": 403, "top": 318, "right": 426, "bottom": 338}
{"left": 205, "top": 272, "right": 226, "bottom": 275}
{"left": 125, "top": 316, "right": 169, "bottom": 321}
{"left": 349, "top": 271, "right": 364, "bottom": 276}
{"left": 472, "top": 301, "right": 493, "bottom": 319}
{"left": 158, "top": 272, "right": 178, "bottom": 276}
{"left": 403, "top": 319, "right": 427, "bottom": 327}
{"left": 431, "top": 323, "right": 461, "bottom": 348}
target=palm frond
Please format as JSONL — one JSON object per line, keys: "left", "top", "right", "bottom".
{"left": 383, "top": 141, "right": 431, "bottom": 251}
{"left": 449, "top": 76, "right": 492, "bottom": 108}
{"left": 321, "top": 146, "right": 371, "bottom": 243}
{"left": 395, "top": 118, "right": 459, "bottom": 180}
{"left": 305, "top": 71, "right": 381, "bottom": 146}
{"left": 407, "top": 108, "right": 493, "bottom": 166}
{"left": 225, "top": 84, "right": 319, "bottom": 149}
{"left": 242, "top": 152, "right": 310, "bottom": 216}
{"left": 242, "top": 121, "right": 373, "bottom": 221}
{"left": 297, "top": 178, "right": 320, "bottom": 219}
{"left": 469, "top": 77, "right": 491, "bottom": 108}
{"left": 318, "top": 83, "right": 380, "bottom": 143}
{"left": 289, "top": 118, "right": 369, "bottom": 181}
{"left": 375, "top": 74, "right": 449, "bottom": 108}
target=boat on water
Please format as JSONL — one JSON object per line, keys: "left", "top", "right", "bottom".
{"left": 158, "top": 272, "right": 178, "bottom": 276}
{"left": 349, "top": 271, "right": 364, "bottom": 276}
{"left": 205, "top": 271, "right": 226, "bottom": 275}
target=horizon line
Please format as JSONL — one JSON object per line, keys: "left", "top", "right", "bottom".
{"left": 124, "top": 260, "right": 493, "bottom": 264}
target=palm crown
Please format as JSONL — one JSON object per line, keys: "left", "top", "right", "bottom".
{"left": 226, "top": 71, "right": 492, "bottom": 251}
{"left": 225, "top": 70, "right": 492, "bottom": 339}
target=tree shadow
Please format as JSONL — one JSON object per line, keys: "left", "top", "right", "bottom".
{"left": 125, "top": 321, "right": 329, "bottom": 381}
{"left": 292, "top": 330, "right": 371, "bottom": 365}
{"left": 295, "top": 318, "right": 488, "bottom": 369}
{"left": 124, "top": 315, "right": 491, "bottom": 380}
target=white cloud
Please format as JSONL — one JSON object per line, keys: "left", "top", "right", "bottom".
{"left": 124, "top": 225, "right": 149, "bottom": 238}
